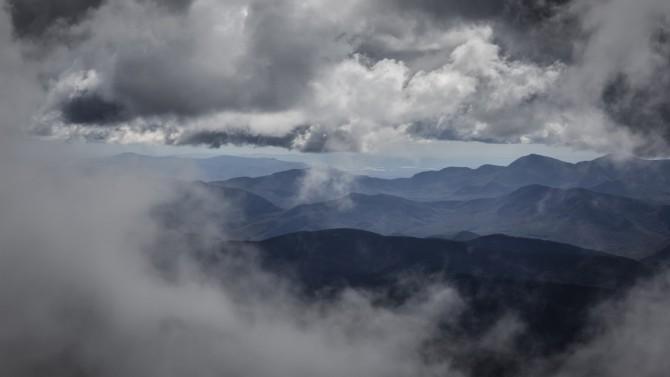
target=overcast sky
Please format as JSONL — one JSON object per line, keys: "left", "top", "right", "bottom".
{"left": 3, "top": 0, "right": 670, "bottom": 164}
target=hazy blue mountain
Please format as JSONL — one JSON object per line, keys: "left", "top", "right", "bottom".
{"left": 227, "top": 185, "right": 670, "bottom": 258}
{"left": 153, "top": 182, "right": 282, "bottom": 235}
{"left": 218, "top": 154, "right": 670, "bottom": 205}
{"left": 218, "top": 168, "right": 353, "bottom": 207}
{"left": 90, "top": 153, "right": 307, "bottom": 181}
{"left": 578, "top": 155, "right": 670, "bottom": 202}
{"left": 195, "top": 155, "right": 307, "bottom": 180}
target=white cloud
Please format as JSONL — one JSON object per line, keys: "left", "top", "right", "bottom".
{"left": 301, "top": 25, "right": 564, "bottom": 150}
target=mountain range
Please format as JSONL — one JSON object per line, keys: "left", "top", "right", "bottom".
{"left": 150, "top": 153, "right": 670, "bottom": 258}
{"left": 161, "top": 154, "right": 670, "bottom": 376}
{"left": 201, "top": 228, "right": 652, "bottom": 369}
{"left": 220, "top": 154, "right": 670, "bottom": 206}
{"left": 219, "top": 229, "right": 647, "bottom": 291}
{"left": 88, "top": 152, "right": 307, "bottom": 181}
{"left": 177, "top": 181, "right": 670, "bottom": 258}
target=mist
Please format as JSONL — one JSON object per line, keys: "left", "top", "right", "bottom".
{"left": 0, "top": 114, "right": 464, "bottom": 377}
{"left": 3, "top": 130, "right": 670, "bottom": 377}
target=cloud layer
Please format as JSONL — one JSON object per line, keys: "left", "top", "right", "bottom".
{"left": 6, "top": 0, "right": 670, "bottom": 155}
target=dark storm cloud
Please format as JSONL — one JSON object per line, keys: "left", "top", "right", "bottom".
{"left": 373, "top": 0, "right": 577, "bottom": 62}
{"left": 602, "top": 20, "right": 670, "bottom": 155}
{"left": 4, "top": 0, "right": 104, "bottom": 39}
{"left": 177, "top": 127, "right": 312, "bottom": 150}
{"left": 61, "top": 91, "right": 126, "bottom": 124}
{"left": 387, "top": 0, "right": 570, "bottom": 25}
{"left": 602, "top": 73, "right": 670, "bottom": 156}
{"left": 573, "top": 0, "right": 670, "bottom": 156}
{"left": 45, "top": 0, "right": 347, "bottom": 126}
{"left": 4, "top": 0, "right": 194, "bottom": 42}
{"left": 177, "top": 126, "right": 360, "bottom": 153}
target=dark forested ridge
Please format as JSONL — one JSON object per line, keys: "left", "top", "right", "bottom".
{"left": 195, "top": 229, "right": 654, "bottom": 376}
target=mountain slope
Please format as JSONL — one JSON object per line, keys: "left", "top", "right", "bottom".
{"left": 208, "top": 229, "right": 650, "bottom": 368}
{"left": 153, "top": 182, "right": 282, "bottom": 235}
{"left": 231, "top": 186, "right": 670, "bottom": 257}
{"left": 641, "top": 241, "right": 670, "bottom": 269}
{"left": 221, "top": 229, "right": 646, "bottom": 292}
{"left": 219, "top": 168, "right": 353, "bottom": 207}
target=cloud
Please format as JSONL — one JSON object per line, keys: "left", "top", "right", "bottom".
{"left": 540, "top": 272, "right": 670, "bottom": 377}
{"left": 564, "top": 0, "right": 670, "bottom": 156}
{"left": 379, "top": 0, "right": 577, "bottom": 62}
{"left": 177, "top": 126, "right": 314, "bottom": 150}
{"left": 39, "top": 20, "right": 566, "bottom": 153}
{"left": 4, "top": 0, "right": 104, "bottom": 40}
{"left": 35, "top": 0, "right": 353, "bottom": 120}
{"left": 303, "top": 28, "right": 563, "bottom": 148}
{"left": 3, "top": 0, "right": 670, "bottom": 156}
{"left": 0, "top": 101, "right": 469, "bottom": 377}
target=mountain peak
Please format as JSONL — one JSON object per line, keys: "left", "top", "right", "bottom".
{"left": 508, "top": 154, "right": 570, "bottom": 169}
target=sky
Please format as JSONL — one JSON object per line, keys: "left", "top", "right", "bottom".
{"left": 3, "top": 0, "right": 670, "bottom": 162}
{"left": 57, "top": 138, "right": 600, "bottom": 177}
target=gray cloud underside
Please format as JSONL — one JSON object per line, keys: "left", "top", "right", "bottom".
{"left": 176, "top": 127, "right": 314, "bottom": 150}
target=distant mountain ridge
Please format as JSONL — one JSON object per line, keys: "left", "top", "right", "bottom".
{"left": 148, "top": 153, "right": 670, "bottom": 258}
{"left": 89, "top": 152, "right": 308, "bottom": 181}
{"left": 223, "top": 184, "right": 670, "bottom": 258}
{"left": 160, "top": 180, "right": 670, "bottom": 258}
{"left": 206, "top": 229, "right": 651, "bottom": 365}
{"left": 219, "top": 154, "right": 670, "bottom": 205}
